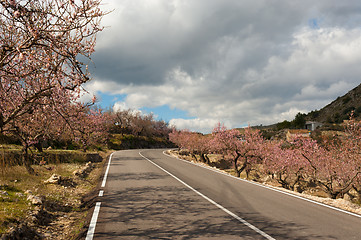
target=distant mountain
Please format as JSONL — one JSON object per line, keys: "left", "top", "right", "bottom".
{"left": 306, "top": 83, "right": 361, "bottom": 124}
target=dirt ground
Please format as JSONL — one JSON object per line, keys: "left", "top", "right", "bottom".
{"left": 0, "top": 151, "right": 110, "bottom": 240}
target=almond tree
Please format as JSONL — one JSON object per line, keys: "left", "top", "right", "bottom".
{"left": 169, "top": 129, "right": 211, "bottom": 163}
{"left": 354, "top": 174, "right": 361, "bottom": 203}
{"left": 169, "top": 129, "right": 202, "bottom": 161}
{"left": 49, "top": 101, "right": 108, "bottom": 151}
{"left": 263, "top": 140, "right": 309, "bottom": 191}
{"left": 0, "top": 0, "right": 104, "bottom": 129}
{"left": 292, "top": 128, "right": 361, "bottom": 199}
{"left": 210, "top": 123, "right": 265, "bottom": 178}
{"left": 6, "top": 89, "right": 107, "bottom": 172}
{"left": 110, "top": 110, "right": 172, "bottom": 138}
{"left": 348, "top": 118, "right": 361, "bottom": 200}
{"left": 195, "top": 134, "right": 212, "bottom": 164}
{"left": 0, "top": 0, "right": 105, "bottom": 172}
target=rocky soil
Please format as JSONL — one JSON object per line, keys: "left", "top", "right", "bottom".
{"left": 0, "top": 153, "right": 108, "bottom": 240}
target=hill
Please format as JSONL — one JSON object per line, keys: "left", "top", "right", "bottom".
{"left": 306, "top": 83, "right": 361, "bottom": 124}
{"left": 256, "top": 83, "right": 361, "bottom": 136}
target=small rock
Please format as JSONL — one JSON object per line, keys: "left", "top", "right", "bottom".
{"left": 31, "top": 215, "right": 38, "bottom": 222}
{"left": 349, "top": 188, "right": 359, "bottom": 197}
{"left": 27, "top": 194, "right": 42, "bottom": 205}
{"left": 15, "top": 192, "right": 25, "bottom": 198}
{"left": 44, "top": 174, "right": 61, "bottom": 184}
{"left": 0, "top": 196, "right": 10, "bottom": 201}
{"left": 73, "top": 162, "right": 93, "bottom": 178}
{"left": 25, "top": 190, "right": 33, "bottom": 195}
{"left": 1, "top": 223, "right": 41, "bottom": 240}
{"left": 34, "top": 206, "right": 41, "bottom": 211}
{"left": 86, "top": 161, "right": 93, "bottom": 167}
{"left": 0, "top": 190, "right": 9, "bottom": 196}
{"left": 44, "top": 232, "right": 52, "bottom": 237}
{"left": 294, "top": 184, "right": 303, "bottom": 193}
{"left": 343, "top": 193, "right": 353, "bottom": 201}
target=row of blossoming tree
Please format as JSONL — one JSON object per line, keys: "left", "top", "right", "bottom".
{"left": 0, "top": 0, "right": 107, "bottom": 173}
{"left": 169, "top": 120, "right": 361, "bottom": 200}
{"left": 109, "top": 109, "right": 172, "bottom": 138}
{"left": 0, "top": 1, "right": 175, "bottom": 174}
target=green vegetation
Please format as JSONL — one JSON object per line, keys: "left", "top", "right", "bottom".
{"left": 0, "top": 185, "right": 29, "bottom": 234}
{"left": 108, "top": 134, "right": 174, "bottom": 150}
{"left": 275, "top": 112, "right": 306, "bottom": 130}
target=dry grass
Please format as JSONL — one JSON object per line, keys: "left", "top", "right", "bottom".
{"left": 0, "top": 150, "right": 108, "bottom": 238}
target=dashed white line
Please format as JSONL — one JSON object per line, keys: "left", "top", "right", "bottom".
{"left": 101, "top": 152, "right": 114, "bottom": 188}
{"left": 85, "top": 202, "right": 101, "bottom": 240}
{"left": 139, "top": 151, "right": 276, "bottom": 240}
{"left": 86, "top": 153, "right": 114, "bottom": 240}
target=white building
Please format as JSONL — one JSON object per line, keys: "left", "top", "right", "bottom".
{"left": 305, "top": 121, "right": 323, "bottom": 131}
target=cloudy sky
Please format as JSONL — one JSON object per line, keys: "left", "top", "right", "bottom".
{"left": 85, "top": 0, "right": 361, "bottom": 133}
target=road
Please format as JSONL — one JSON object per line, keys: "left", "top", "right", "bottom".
{"left": 89, "top": 149, "right": 361, "bottom": 239}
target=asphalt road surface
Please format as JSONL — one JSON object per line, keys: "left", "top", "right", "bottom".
{"left": 89, "top": 149, "right": 361, "bottom": 239}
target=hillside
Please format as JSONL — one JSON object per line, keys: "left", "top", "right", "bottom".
{"left": 256, "top": 83, "right": 361, "bottom": 135}
{"left": 306, "top": 83, "right": 361, "bottom": 124}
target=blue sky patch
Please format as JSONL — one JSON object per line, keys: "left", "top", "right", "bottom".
{"left": 308, "top": 18, "right": 320, "bottom": 29}
{"left": 141, "top": 105, "right": 194, "bottom": 122}
{"left": 95, "top": 92, "right": 127, "bottom": 110}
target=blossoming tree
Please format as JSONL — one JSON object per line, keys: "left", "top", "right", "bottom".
{"left": 210, "top": 123, "right": 265, "bottom": 178}
{"left": 0, "top": 0, "right": 105, "bottom": 172}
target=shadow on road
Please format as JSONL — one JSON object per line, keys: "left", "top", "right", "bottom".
{"left": 95, "top": 171, "right": 333, "bottom": 240}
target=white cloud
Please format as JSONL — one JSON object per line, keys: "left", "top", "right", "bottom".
{"left": 169, "top": 118, "right": 221, "bottom": 134}
{"left": 88, "top": 0, "right": 361, "bottom": 133}
{"left": 112, "top": 101, "right": 128, "bottom": 112}
{"left": 112, "top": 101, "right": 146, "bottom": 116}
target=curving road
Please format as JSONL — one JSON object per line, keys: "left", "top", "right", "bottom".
{"left": 89, "top": 149, "right": 361, "bottom": 239}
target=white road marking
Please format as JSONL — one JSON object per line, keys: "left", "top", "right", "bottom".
{"left": 101, "top": 152, "right": 114, "bottom": 188}
{"left": 163, "top": 150, "right": 361, "bottom": 219}
{"left": 140, "top": 151, "right": 276, "bottom": 240}
{"left": 86, "top": 152, "right": 115, "bottom": 240}
{"left": 85, "top": 202, "right": 101, "bottom": 240}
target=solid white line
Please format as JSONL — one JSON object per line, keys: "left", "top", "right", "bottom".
{"left": 85, "top": 202, "right": 101, "bottom": 240}
{"left": 101, "top": 152, "right": 114, "bottom": 188}
{"left": 99, "top": 190, "right": 104, "bottom": 197}
{"left": 163, "top": 151, "right": 361, "bottom": 219}
{"left": 139, "top": 151, "right": 275, "bottom": 240}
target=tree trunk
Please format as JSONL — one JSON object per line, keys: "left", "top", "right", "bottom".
{"left": 22, "top": 144, "right": 35, "bottom": 174}
{"left": 277, "top": 173, "right": 291, "bottom": 190}
{"left": 238, "top": 161, "right": 248, "bottom": 177}
{"left": 234, "top": 157, "right": 240, "bottom": 177}
{"left": 204, "top": 154, "right": 210, "bottom": 165}
{"left": 235, "top": 168, "right": 240, "bottom": 177}
{"left": 352, "top": 185, "right": 361, "bottom": 203}
{"left": 34, "top": 142, "right": 43, "bottom": 152}
{"left": 200, "top": 153, "right": 210, "bottom": 164}
{"left": 245, "top": 168, "right": 251, "bottom": 179}
{"left": 199, "top": 153, "right": 206, "bottom": 163}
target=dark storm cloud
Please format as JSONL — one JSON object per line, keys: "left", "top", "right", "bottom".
{"left": 92, "top": 0, "right": 309, "bottom": 85}
{"left": 89, "top": 0, "right": 361, "bottom": 132}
